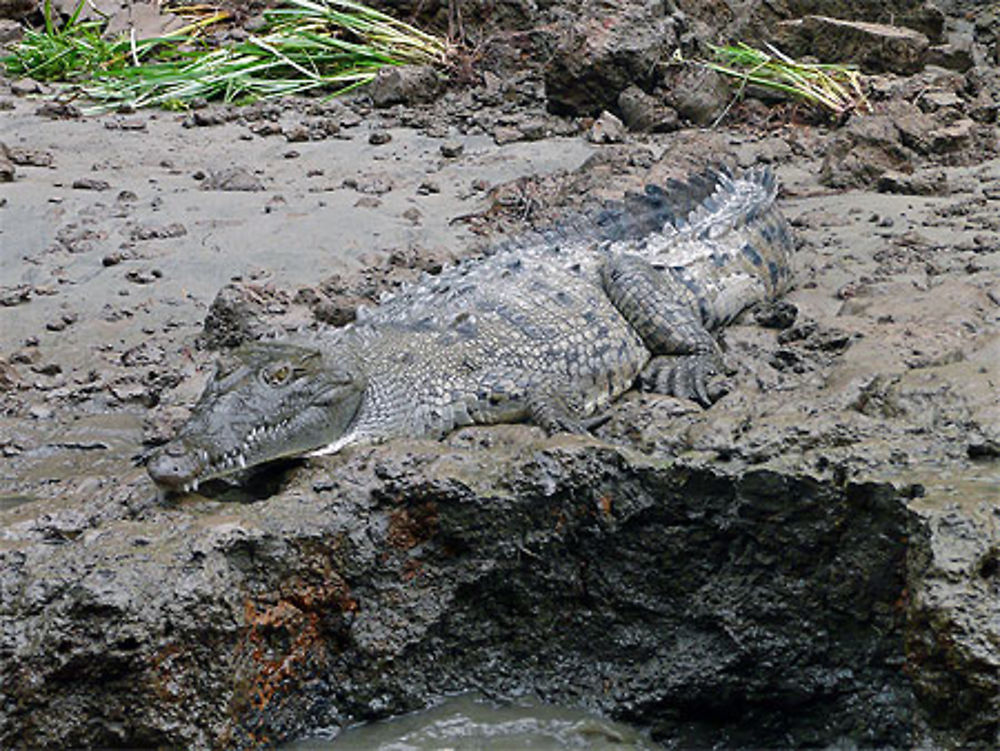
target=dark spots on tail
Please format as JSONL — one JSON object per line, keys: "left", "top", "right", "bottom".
{"left": 767, "top": 260, "right": 781, "bottom": 288}
{"left": 742, "top": 243, "right": 763, "bottom": 266}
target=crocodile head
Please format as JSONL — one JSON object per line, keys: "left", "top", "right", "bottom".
{"left": 147, "top": 341, "right": 365, "bottom": 492}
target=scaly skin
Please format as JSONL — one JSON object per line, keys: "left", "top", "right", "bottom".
{"left": 148, "top": 167, "right": 795, "bottom": 492}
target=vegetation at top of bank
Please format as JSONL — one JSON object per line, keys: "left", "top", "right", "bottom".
{"left": 2, "top": 0, "right": 451, "bottom": 111}
{"left": 696, "top": 42, "right": 870, "bottom": 120}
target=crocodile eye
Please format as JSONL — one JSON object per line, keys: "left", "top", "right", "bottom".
{"left": 262, "top": 363, "right": 292, "bottom": 387}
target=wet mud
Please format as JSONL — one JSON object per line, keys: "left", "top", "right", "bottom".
{"left": 1, "top": 0, "right": 998, "bottom": 748}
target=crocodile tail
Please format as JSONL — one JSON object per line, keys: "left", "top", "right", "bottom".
{"left": 677, "top": 165, "right": 779, "bottom": 238}
{"left": 489, "top": 165, "right": 779, "bottom": 253}
{"left": 595, "top": 164, "right": 778, "bottom": 242}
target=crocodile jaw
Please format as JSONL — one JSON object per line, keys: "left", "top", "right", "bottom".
{"left": 147, "top": 342, "right": 365, "bottom": 492}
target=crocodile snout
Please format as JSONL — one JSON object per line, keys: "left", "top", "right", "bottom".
{"left": 147, "top": 441, "right": 204, "bottom": 491}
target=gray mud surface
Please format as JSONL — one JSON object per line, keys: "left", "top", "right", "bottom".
{"left": 1, "top": 1, "right": 999, "bottom": 749}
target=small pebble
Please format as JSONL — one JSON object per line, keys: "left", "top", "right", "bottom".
{"left": 72, "top": 178, "right": 110, "bottom": 191}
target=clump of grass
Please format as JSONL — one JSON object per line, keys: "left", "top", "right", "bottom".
{"left": 698, "top": 42, "right": 870, "bottom": 120}
{"left": 4, "top": 0, "right": 228, "bottom": 82}
{"left": 2, "top": 0, "right": 450, "bottom": 110}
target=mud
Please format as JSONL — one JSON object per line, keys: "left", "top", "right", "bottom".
{"left": 1, "top": 0, "right": 999, "bottom": 749}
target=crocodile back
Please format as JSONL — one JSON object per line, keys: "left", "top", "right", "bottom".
{"left": 339, "top": 166, "right": 792, "bottom": 439}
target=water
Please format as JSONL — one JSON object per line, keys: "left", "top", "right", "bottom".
{"left": 284, "top": 694, "right": 658, "bottom": 751}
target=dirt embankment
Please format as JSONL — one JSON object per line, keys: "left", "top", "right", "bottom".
{"left": 0, "top": 1, "right": 998, "bottom": 749}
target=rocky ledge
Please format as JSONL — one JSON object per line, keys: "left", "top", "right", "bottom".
{"left": 1, "top": 395, "right": 996, "bottom": 749}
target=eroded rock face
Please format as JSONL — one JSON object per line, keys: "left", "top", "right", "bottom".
{"left": 775, "top": 16, "right": 930, "bottom": 75}
{"left": 2, "top": 418, "right": 995, "bottom": 749}
{"left": 0, "top": 433, "right": 913, "bottom": 749}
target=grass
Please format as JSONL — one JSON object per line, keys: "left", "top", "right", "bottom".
{"left": 698, "top": 42, "right": 870, "bottom": 120}
{"left": 2, "top": 0, "right": 450, "bottom": 110}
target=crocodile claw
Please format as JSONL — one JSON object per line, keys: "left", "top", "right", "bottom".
{"left": 640, "top": 353, "right": 726, "bottom": 407}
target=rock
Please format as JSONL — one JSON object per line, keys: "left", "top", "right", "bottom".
{"left": 0, "top": 357, "right": 19, "bottom": 390}
{"left": 516, "top": 118, "right": 549, "bottom": 141}
{"left": 926, "top": 34, "right": 975, "bottom": 73}
{"left": 753, "top": 300, "right": 798, "bottom": 329}
{"left": 677, "top": 0, "right": 946, "bottom": 45}
{"left": 368, "top": 129, "right": 392, "bottom": 145}
{"left": 544, "top": 8, "right": 679, "bottom": 116}
{"left": 10, "top": 78, "right": 43, "bottom": 96}
{"left": 129, "top": 223, "right": 187, "bottom": 241}
{"left": 0, "top": 0, "right": 32, "bottom": 21}
{"left": 0, "top": 285, "right": 31, "bottom": 306}
{"left": 201, "top": 167, "right": 264, "bottom": 192}
{"left": 1, "top": 428, "right": 995, "bottom": 748}
{"left": 877, "top": 169, "right": 948, "bottom": 196}
{"left": 617, "top": 85, "right": 679, "bottom": 133}
{"left": 369, "top": 65, "right": 442, "bottom": 108}
{"left": 72, "top": 178, "right": 111, "bottom": 191}
{"left": 35, "top": 101, "right": 82, "bottom": 119}
{"left": 587, "top": 111, "right": 626, "bottom": 144}
{"left": 440, "top": 141, "right": 464, "bottom": 158}
{"left": 283, "top": 124, "right": 310, "bottom": 142}
{"left": 917, "top": 89, "right": 963, "bottom": 114}
{"left": 661, "top": 64, "right": 731, "bottom": 126}
{"left": 201, "top": 283, "right": 280, "bottom": 349}
{"left": 102, "top": 0, "right": 185, "bottom": 39}
{"left": 124, "top": 268, "right": 163, "bottom": 285}
{"left": 928, "top": 118, "right": 975, "bottom": 154}
{"left": 0, "top": 142, "right": 13, "bottom": 182}
{"left": 6, "top": 147, "right": 54, "bottom": 167}
{"left": 775, "top": 16, "right": 929, "bottom": 75}
{"left": 104, "top": 117, "right": 148, "bottom": 131}
{"left": 312, "top": 297, "right": 363, "bottom": 326}
{"left": 492, "top": 126, "right": 522, "bottom": 145}
{"left": 0, "top": 18, "right": 22, "bottom": 46}
{"left": 890, "top": 99, "right": 941, "bottom": 154}
{"left": 820, "top": 114, "right": 912, "bottom": 189}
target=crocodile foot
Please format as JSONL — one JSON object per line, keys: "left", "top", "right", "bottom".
{"left": 640, "top": 353, "right": 728, "bottom": 407}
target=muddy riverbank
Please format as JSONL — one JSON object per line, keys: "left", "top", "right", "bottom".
{"left": 1, "top": 0, "right": 998, "bottom": 748}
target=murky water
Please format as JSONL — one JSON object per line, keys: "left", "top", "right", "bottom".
{"left": 284, "top": 694, "right": 658, "bottom": 750}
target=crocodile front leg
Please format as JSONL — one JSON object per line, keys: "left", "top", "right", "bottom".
{"left": 600, "top": 253, "right": 724, "bottom": 406}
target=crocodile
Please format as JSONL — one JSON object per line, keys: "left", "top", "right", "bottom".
{"left": 147, "top": 166, "right": 795, "bottom": 492}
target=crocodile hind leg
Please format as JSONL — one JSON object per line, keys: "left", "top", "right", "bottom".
{"left": 601, "top": 253, "right": 725, "bottom": 406}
